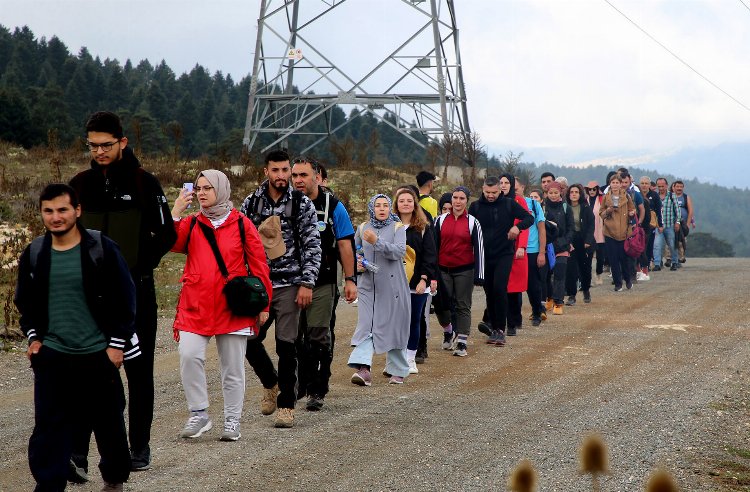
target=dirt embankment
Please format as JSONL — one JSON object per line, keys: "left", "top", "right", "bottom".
{"left": 1, "top": 258, "right": 748, "bottom": 491}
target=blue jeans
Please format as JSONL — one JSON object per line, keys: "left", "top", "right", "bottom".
{"left": 653, "top": 227, "right": 677, "bottom": 267}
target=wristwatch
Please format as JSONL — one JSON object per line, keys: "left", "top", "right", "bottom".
{"left": 345, "top": 275, "right": 357, "bottom": 285}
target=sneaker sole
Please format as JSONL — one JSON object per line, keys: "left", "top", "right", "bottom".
{"left": 131, "top": 463, "right": 151, "bottom": 472}
{"left": 452, "top": 351, "right": 467, "bottom": 357}
{"left": 68, "top": 460, "right": 89, "bottom": 483}
{"left": 351, "top": 374, "right": 371, "bottom": 386}
{"left": 477, "top": 322, "right": 493, "bottom": 337}
{"left": 389, "top": 379, "right": 404, "bottom": 384}
{"left": 180, "top": 420, "right": 213, "bottom": 439}
{"left": 220, "top": 432, "right": 241, "bottom": 442}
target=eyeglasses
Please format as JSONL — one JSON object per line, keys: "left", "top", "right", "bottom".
{"left": 86, "top": 140, "right": 120, "bottom": 152}
{"left": 195, "top": 185, "right": 214, "bottom": 193}
{"left": 292, "top": 156, "right": 320, "bottom": 172}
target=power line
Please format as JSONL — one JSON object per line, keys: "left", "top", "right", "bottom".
{"left": 739, "top": 0, "right": 750, "bottom": 14}
{"left": 602, "top": 0, "right": 750, "bottom": 112}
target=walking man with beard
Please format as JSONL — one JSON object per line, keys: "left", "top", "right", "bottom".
{"left": 240, "top": 150, "right": 321, "bottom": 428}
{"left": 69, "top": 111, "right": 176, "bottom": 476}
{"left": 16, "top": 184, "right": 137, "bottom": 492}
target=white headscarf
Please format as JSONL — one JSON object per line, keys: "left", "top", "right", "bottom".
{"left": 197, "top": 169, "right": 233, "bottom": 220}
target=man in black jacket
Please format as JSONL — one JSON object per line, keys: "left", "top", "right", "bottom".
{"left": 468, "top": 176, "right": 533, "bottom": 344}
{"left": 15, "top": 184, "right": 137, "bottom": 491}
{"left": 69, "top": 111, "right": 176, "bottom": 474}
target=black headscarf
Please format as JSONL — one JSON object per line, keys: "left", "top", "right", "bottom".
{"left": 500, "top": 173, "right": 516, "bottom": 200}
{"left": 438, "top": 192, "right": 452, "bottom": 214}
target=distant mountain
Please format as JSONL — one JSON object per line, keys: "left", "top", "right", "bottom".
{"left": 557, "top": 142, "right": 749, "bottom": 190}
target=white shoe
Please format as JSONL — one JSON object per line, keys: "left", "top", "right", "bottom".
{"left": 636, "top": 271, "right": 650, "bottom": 281}
{"left": 408, "top": 359, "right": 418, "bottom": 374}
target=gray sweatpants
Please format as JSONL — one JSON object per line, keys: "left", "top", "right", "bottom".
{"left": 435, "top": 268, "right": 474, "bottom": 336}
{"left": 179, "top": 331, "right": 248, "bottom": 419}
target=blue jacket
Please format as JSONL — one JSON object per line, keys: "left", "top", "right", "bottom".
{"left": 14, "top": 225, "right": 139, "bottom": 359}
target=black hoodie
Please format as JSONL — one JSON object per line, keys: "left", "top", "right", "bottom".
{"left": 468, "top": 178, "right": 533, "bottom": 260}
{"left": 70, "top": 147, "right": 176, "bottom": 274}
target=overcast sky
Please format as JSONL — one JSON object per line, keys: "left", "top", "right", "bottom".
{"left": 3, "top": 0, "right": 749, "bottom": 163}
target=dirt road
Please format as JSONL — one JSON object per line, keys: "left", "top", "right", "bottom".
{"left": 1, "top": 258, "right": 748, "bottom": 491}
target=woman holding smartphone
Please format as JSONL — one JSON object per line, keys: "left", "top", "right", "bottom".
{"left": 600, "top": 173, "right": 636, "bottom": 292}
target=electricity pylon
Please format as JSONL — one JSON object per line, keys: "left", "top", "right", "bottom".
{"left": 242, "top": 0, "right": 471, "bottom": 155}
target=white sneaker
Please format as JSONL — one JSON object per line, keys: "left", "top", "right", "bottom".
{"left": 636, "top": 271, "right": 650, "bottom": 281}
{"left": 408, "top": 359, "right": 418, "bottom": 374}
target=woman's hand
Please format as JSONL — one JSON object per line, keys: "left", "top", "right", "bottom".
{"left": 515, "top": 247, "right": 525, "bottom": 259}
{"left": 362, "top": 229, "right": 378, "bottom": 245}
{"left": 416, "top": 279, "right": 426, "bottom": 294}
{"left": 172, "top": 188, "right": 193, "bottom": 217}
{"left": 430, "top": 280, "right": 438, "bottom": 293}
{"left": 259, "top": 312, "right": 269, "bottom": 325}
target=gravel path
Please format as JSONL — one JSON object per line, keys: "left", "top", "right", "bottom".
{"left": 1, "top": 258, "right": 748, "bottom": 491}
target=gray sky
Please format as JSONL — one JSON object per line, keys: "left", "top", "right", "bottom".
{"left": 3, "top": 0, "right": 750, "bottom": 162}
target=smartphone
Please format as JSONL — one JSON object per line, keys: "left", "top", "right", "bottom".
{"left": 183, "top": 183, "right": 194, "bottom": 208}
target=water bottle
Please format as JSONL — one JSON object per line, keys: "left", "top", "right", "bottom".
{"left": 356, "top": 245, "right": 379, "bottom": 273}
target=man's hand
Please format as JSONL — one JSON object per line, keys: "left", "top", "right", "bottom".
{"left": 674, "top": 223, "right": 681, "bottom": 232}
{"left": 362, "top": 229, "right": 378, "bottom": 245}
{"left": 258, "top": 312, "right": 269, "bottom": 325}
{"left": 296, "top": 285, "right": 313, "bottom": 308}
{"left": 507, "top": 225, "right": 520, "bottom": 240}
{"left": 344, "top": 280, "right": 357, "bottom": 303}
{"left": 106, "top": 347, "right": 124, "bottom": 369}
{"left": 537, "top": 252, "right": 546, "bottom": 268}
{"left": 27, "top": 340, "right": 42, "bottom": 360}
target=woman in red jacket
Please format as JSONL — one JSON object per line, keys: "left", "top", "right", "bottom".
{"left": 170, "top": 170, "right": 271, "bottom": 442}
{"left": 499, "top": 174, "right": 529, "bottom": 335}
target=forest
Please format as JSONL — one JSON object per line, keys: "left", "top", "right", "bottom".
{"left": 0, "top": 24, "right": 746, "bottom": 256}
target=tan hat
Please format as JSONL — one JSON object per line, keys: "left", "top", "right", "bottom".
{"left": 257, "top": 215, "right": 285, "bottom": 260}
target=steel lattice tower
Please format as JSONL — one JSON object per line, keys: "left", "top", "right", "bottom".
{"left": 242, "top": 0, "right": 471, "bottom": 154}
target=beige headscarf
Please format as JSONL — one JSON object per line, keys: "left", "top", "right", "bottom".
{"left": 196, "top": 169, "right": 233, "bottom": 220}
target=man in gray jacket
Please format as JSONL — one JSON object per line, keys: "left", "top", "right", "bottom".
{"left": 240, "top": 150, "right": 321, "bottom": 428}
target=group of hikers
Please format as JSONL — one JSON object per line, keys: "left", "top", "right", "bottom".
{"left": 14, "top": 111, "right": 695, "bottom": 491}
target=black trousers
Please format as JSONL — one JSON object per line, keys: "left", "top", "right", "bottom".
{"left": 594, "top": 243, "right": 606, "bottom": 275}
{"left": 296, "top": 319, "right": 333, "bottom": 399}
{"left": 73, "top": 275, "right": 157, "bottom": 469}
{"left": 482, "top": 256, "right": 514, "bottom": 331}
{"left": 525, "top": 252, "right": 543, "bottom": 318}
{"left": 565, "top": 236, "right": 593, "bottom": 296}
{"left": 30, "top": 346, "right": 130, "bottom": 491}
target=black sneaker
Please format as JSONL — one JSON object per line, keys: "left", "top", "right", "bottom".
{"left": 531, "top": 317, "right": 541, "bottom": 327}
{"left": 306, "top": 395, "right": 324, "bottom": 411}
{"left": 442, "top": 331, "right": 456, "bottom": 350}
{"left": 665, "top": 259, "right": 672, "bottom": 267}
{"left": 452, "top": 342, "right": 468, "bottom": 357}
{"left": 626, "top": 280, "right": 633, "bottom": 290}
{"left": 506, "top": 326, "right": 517, "bottom": 336}
{"left": 565, "top": 296, "right": 576, "bottom": 306}
{"left": 68, "top": 458, "right": 89, "bottom": 483}
{"left": 670, "top": 264, "right": 678, "bottom": 271}
{"left": 488, "top": 330, "right": 506, "bottom": 346}
{"left": 130, "top": 446, "right": 151, "bottom": 471}
{"left": 414, "top": 349, "right": 426, "bottom": 364}
{"left": 679, "top": 258, "right": 686, "bottom": 263}
{"left": 477, "top": 321, "right": 493, "bottom": 337}
{"left": 652, "top": 265, "right": 662, "bottom": 271}
{"left": 583, "top": 291, "right": 591, "bottom": 303}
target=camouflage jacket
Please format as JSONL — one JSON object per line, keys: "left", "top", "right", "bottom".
{"left": 240, "top": 182, "right": 321, "bottom": 288}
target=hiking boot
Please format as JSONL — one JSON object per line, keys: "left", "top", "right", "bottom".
{"left": 679, "top": 258, "right": 686, "bottom": 263}
{"left": 565, "top": 296, "right": 576, "bottom": 306}
{"left": 274, "top": 408, "right": 294, "bottom": 428}
{"left": 306, "top": 394, "right": 324, "bottom": 411}
{"left": 477, "top": 321, "right": 493, "bottom": 337}
{"left": 389, "top": 376, "right": 405, "bottom": 384}
{"left": 220, "top": 416, "right": 241, "bottom": 441}
{"left": 68, "top": 458, "right": 89, "bottom": 483}
{"left": 506, "top": 326, "right": 517, "bottom": 336}
{"left": 130, "top": 446, "right": 151, "bottom": 471}
{"left": 180, "top": 412, "right": 212, "bottom": 438}
{"left": 670, "top": 264, "right": 678, "bottom": 271}
{"left": 351, "top": 367, "right": 372, "bottom": 386}
{"left": 260, "top": 384, "right": 279, "bottom": 416}
{"left": 452, "top": 342, "right": 468, "bottom": 357}
{"left": 665, "top": 259, "right": 672, "bottom": 267}
{"left": 583, "top": 291, "right": 591, "bottom": 303}
{"left": 408, "top": 359, "right": 419, "bottom": 374}
{"left": 545, "top": 298, "right": 554, "bottom": 311}
{"left": 540, "top": 309, "right": 548, "bottom": 321}
{"left": 101, "top": 483, "right": 123, "bottom": 492}
{"left": 532, "top": 317, "right": 542, "bottom": 327}
{"left": 553, "top": 304, "right": 563, "bottom": 315}
{"left": 442, "top": 331, "right": 457, "bottom": 350}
